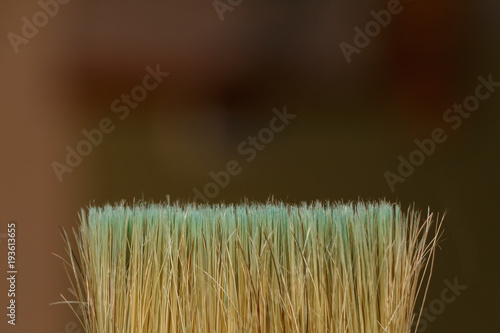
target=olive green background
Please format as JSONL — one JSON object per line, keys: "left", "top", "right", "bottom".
{"left": 1, "top": 0, "right": 499, "bottom": 332}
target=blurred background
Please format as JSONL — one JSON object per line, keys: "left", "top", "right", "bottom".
{"left": 1, "top": 0, "right": 499, "bottom": 332}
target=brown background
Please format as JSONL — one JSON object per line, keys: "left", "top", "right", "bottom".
{"left": 1, "top": 0, "right": 499, "bottom": 332}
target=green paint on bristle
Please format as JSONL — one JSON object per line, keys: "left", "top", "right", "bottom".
{"left": 61, "top": 201, "right": 442, "bottom": 333}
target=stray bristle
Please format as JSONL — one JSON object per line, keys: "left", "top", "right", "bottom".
{"left": 61, "top": 200, "right": 441, "bottom": 333}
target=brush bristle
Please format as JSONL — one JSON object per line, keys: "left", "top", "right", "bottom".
{"left": 61, "top": 200, "right": 441, "bottom": 333}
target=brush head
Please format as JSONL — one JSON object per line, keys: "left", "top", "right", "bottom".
{"left": 61, "top": 200, "right": 442, "bottom": 333}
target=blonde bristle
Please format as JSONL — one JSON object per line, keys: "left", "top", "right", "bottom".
{"left": 60, "top": 200, "right": 442, "bottom": 333}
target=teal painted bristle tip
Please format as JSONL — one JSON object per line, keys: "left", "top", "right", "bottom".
{"left": 59, "top": 200, "right": 442, "bottom": 333}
